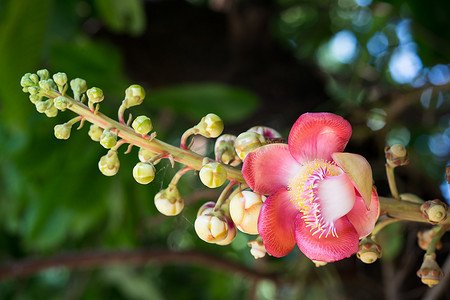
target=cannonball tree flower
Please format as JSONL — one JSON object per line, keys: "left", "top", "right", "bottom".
{"left": 242, "top": 113, "right": 380, "bottom": 262}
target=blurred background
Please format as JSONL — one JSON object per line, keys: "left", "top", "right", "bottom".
{"left": 0, "top": 0, "right": 449, "bottom": 299}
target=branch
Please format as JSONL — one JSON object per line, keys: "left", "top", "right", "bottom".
{"left": 0, "top": 249, "right": 280, "bottom": 283}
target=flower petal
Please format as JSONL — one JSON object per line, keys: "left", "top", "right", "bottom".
{"left": 295, "top": 215, "right": 359, "bottom": 262}
{"left": 258, "top": 188, "right": 298, "bottom": 257}
{"left": 346, "top": 187, "right": 380, "bottom": 238}
{"left": 243, "top": 144, "right": 300, "bottom": 195}
{"left": 332, "top": 152, "right": 373, "bottom": 208}
{"left": 288, "top": 113, "right": 352, "bottom": 163}
{"left": 317, "top": 173, "right": 356, "bottom": 223}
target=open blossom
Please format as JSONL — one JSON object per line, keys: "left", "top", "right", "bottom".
{"left": 242, "top": 113, "right": 380, "bottom": 262}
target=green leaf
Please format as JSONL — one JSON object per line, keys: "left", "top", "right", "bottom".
{"left": 149, "top": 83, "right": 260, "bottom": 123}
{"left": 94, "top": 0, "right": 146, "bottom": 35}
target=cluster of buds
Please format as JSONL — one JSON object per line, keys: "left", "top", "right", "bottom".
{"left": 385, "top": 144, "right": 409, "bottom": 168}
{"left": 357, "top": 237, "right": 382, "bottom": 264}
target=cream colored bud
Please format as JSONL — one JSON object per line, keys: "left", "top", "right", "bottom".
{"left": 214, "top": 134, "right": 241, "bottom": 166}
{"left": 124, "top": 84, "right": 146, "bottom": 108}
{"left": 235, "top": 131, "right": 266, "bottom": 160}
{"left": 248, "top": 126, "right": 282, "bottom": 139}
{"left": 154, "top": 185, "right": 184, "bottom": 216}
{"left": 195, "top": 113, "right": 224, "bottom": 138}
{"left": 248, "top": 239, "right": 266, "bottom": 259}
{"left": 88, "top": 125, "right": 104, "bottom": 142}
{"left": 132, "top": 116, "right": 153, "bottom": 135}
{"left": 312, "top": 260, "right": 328, "bottom": 267}
{"left": 197, "top": 202, "right": 216, "bottom": 217}
{"left": 199, "top": 162, "right": 227, "bottom": 188}
{"left": 357, "top": 237, "right": 382, "bottom": 264}
{"left": 230, "top": 191, "right": 266, "bottom": 234}
{"left": 216, "top": 220, "right": 237, "bottom": 245}
{"left": 194, "top": 210, "right": 229, "bottom": 243}
{"left": 98, "top": 150, "right": 120, "bottom": 176}
{"left": 417, "top": 254, "right": 444, "bottom": 287}
{"left": 138, "top": 148, "right": 161, "bottom": 164}
{"left": 133, "top": 162, "right": 156, "bottom": 184}
{"left": 54, "top": 123, "right": 72, "bottom": 140}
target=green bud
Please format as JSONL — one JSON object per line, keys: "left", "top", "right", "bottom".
{"left": 39, "top": 79, "right": 53, "bottom": 92}
{"left": 138, "top": 147, "right": 159, "bottom": 163}
{"left": 54, "top": 96, "right": 69, "bottom": 110}
{"left": 54, "top": 123, "right": 72, "bottom": 139}
{"left": 35, "top": 99, "right": 53, "bottom": 113}
{"left": 154, "top": 184, "right": 184, "bottom": 216}
{"left": 87, "top": 87, "right": 104, "bottom": 103}
{"left": 29, "top": 94, "right": 40, "bottom": 104}
{"left": 100, "top": 130, "right": 117, "bottom": 149}
{"left": 53, "top": 72, "right": 68, "bottom": 87}
{"left": 28, "top": 86, "right": 40, "bottom": 95}
{"left": 132, "top": 115, "right": 153, "bottom": 135}
{"left": 30, "top": 74, "right": 39, "bottom": 84}
{"left": 70, "top": 78, "right": 87, "bottom": 99}
{"left": 88, "top": 125, "right": 104, "bottom": 142}
{"left": 124, "top": 84, "right": 146, "bottom": 108}
{"left": 132, "top": 162, "right": 156, "bottom": 184}
{"left": 214, "top": 134, "right": 240, "bottom": 166}
{"left": 37, "top": 69, "right": 50, "bottom": 80}
{"left": 20, "top": 74, "right": 35, "bottom": 88}
{"left": 195, "top": 113, "right": 224, "bottom": 138}
{"left": 98, "top": 150, "right": 120, "bottom": 176}
{"left": 199, "top": 162, "right": 227, "bottom": 188}
{"left": 45, "top": 105, "right": 58, "bottom": 118}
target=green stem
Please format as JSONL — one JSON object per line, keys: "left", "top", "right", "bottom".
{"left": 426, "top": 225, "right": 450, "bottom": 255}
{"left": 170, "top": 166, "right": 193, "bottom": 186}
{"left": 214, "top": 180, "right": 238, "bottom": 211}
{"left": 386, "top": 163, "right": 400, "bottom": 200}
{"left": 371, "top": 217, "right": 399, "bottom": 238}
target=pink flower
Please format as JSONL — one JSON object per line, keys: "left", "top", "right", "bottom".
{"left": 242, "top": 113, "right": 380, "bottom": 262}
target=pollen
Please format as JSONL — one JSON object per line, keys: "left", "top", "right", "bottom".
{"left": 288, "top": 159, "right": 342, "bottom": 238}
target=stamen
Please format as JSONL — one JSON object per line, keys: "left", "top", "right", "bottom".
{"left": 288, "top": 159, "right": 342, "bottom": 239}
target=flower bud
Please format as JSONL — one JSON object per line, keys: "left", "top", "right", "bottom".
{"left": 20, "top": 73, "right": 35, "bottom": 88}
{"left": 132, "top": 116, "right": 153, "bottom": 135}
{"left": 385, "top": 144, "right": 409, "bottom": 167}
{"left": 235, "top": 131, "right": 266, "bottom": 160}
{"left": 312, "top": 260, "right": 328, "bottom": 267}
{"left": 248, "top": 126, "right": 282, "bottom": 139}
{"left": 199, "top": 162, "right": 227, "bottom": 188}
{"left": 88, "top": 125, "right": 103, "bottom": 142}
{"left": 197, "top": 202, "right": 216, "bottom": 216}
{"left": 420, "top": 199, "right": 448, "bottom": 224}
{"left": 154, "top": 184, "right": 184, "bottom": 216}
{"left": 100, "top": 130, "right": 117, "bottom": 149}
{"left": 37, "top": 69, "right": 50, "bottom": 80}
{"left": 138, "top": 148, "right": 161, "bottom": 164}
{"left": 30, "top": 74, "right": 39, "bottom": 85}
{"left": 230, "top": 191, "right": 266, "bottom": 234}
{"left": 39, "top": 79, "right": 53, "bottom": 92}
{"left": 195, "top": 113, "right": 224, "bottom": 138}
{"left": 70, "top": 78, "right": 87, "bottom": 99}
{"left": 194, "top": 206, "right": 231, "bottom": 244}
{"left": 98, "top": 150, "right": 120, "bottom": 176}
{"left": 124, "top": 84, "right": 146, "bottom": 108}
{"left": 54, "top": 123, "right": 72, "bottom": 140}
{"left": 87, "top": 87, "right": 104, "bottom": 103}
{"left": 29, "top": 94, "right": 40, "bottom": 104}
{"left": 28, "top": 86, "right": 40, "bottom": 95}
{"left": 54, "top": 96, "right": 69, "bottom": 110}
{"left": 133, "top": 162, "right": 156, "bottom": 184}
{"left": 417, "top": 228, "right": 443, "bottom": 251}
{"left": 357, "top": 237, "right": 382, "bottom": 264}
{"left": 35, "top": 99, "right": 53, "bottom": 113}
{"left": 216, "top": 219, "right": 237, "bottom": 245}
{"left": 417, "top": 253, "right": 444, "bottom": 287}
{"left": 53, "top": 72, "right": 68, "bottom": 87}
{"left": 214, "top": 134, "right": 241, "bottom": 166}
{"left": 45, "top": 105, "right": 58, "bottom": 117}
{"left": 248, "top": 238, "right": 266, "bottom": 259}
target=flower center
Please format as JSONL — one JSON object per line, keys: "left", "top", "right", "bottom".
{"left": 288, "top": 159, "right": 343, "bottom": 238}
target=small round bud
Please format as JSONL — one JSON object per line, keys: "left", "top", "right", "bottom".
{"left": 195, "top": 113, "right": 224, "bottom": 138}
{"left": 70, "top": 78, "right": 87, "bottom": 99}
{"left": 194, "top": 206, "right": 231, "bottom": 244}
{"left": 216, "top": 219, "right": 237, "bottom": 245}
{"left": 357, "top": 237, "right": 382, "bottom": 264}
{"left": 87, "top": 87, "right": 104, "bottom": 103}
{"left": 39, "top": 79, "right": 53, "bottom": 92}
{"left": 199, "top": 162, "right": 227, "bottom": 188}
{"left": 28, "top": 86, "right": 40, "bottom": 95}
{"left": 417, "top": 254, "right": 444, "bottom": 287}
{"left": 35, "top": 99, "right": 53, "bottom": 113}
{"left": 214, "top": 134, "right": 241, "bottom": 166}
{"left": 385, "top": 144, "right": 409, "bottom": 167}
{"left": 138, "top": 148, "right": 160, "bottom": 163}
{"left": 230, "top": 191, "right": 266, "bottom": 234}
{"left": 37, "top": 69, "right": 50, "bottom": 80}
{"left": 54, "top": 96, "right": 69, "bottom": 110}
{"left": 88, "top": 125, "right": 104, "bottom": 142}
{"left": 20, "top": 73, "right": 35, "bottom": 88}
{"left": 132, "top": 116, "right": 153, "bottom": 135}
{"left": 248, "top": 238, "right": 266, "bottom": 259}
{"left": 98, "top": 150, "right": 120, "bottom": 176}
{"left": 420, "top": 199, "right": 448, "bottom": 224}
{"left": 154, "top": 184, "right": 184, "bottom": 216}
{"left": 124, "top": 84, "right": 146, "bottom": 108}
{"left": 45, "top": 105, "right": 58, "bottom": 117}
{"left": 30, "top": 74, "right": 39, "bottom": 84}
{"left": 29, "top": 94, "right": 40, "bottom": 104}
{"left": 248, "top": 126, "right": 282, "bottom": 139}
{"left": 53, "top": 72, "right": 68, "bottom": 87}
{"left": 54, "top": 123, "right": 72, "bottom": 140}
{"left": 235, "top": 131, "right": 267, "bottom": 160}
{"left": 100, "top": 131, "right": 117, "bottom": 149}
{"left": 417, "top": 228, "right": 443, "bottom": 251}
{"left": 132, "top": 162, "right": 156, "bottom": 184}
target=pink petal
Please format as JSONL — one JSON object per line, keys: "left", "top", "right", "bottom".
{"left": 243, "top": 144, "right": 300, "bottom": 195}
{"left": 332, "top": 152, "right": 373, "bottom": 208}
{"left": 288, "top": 113, "right": 352, "bottom": 163}
{"left": 346, "top": 187, "right": 380, "bottom": 238}
{"left": 257, "top": 188, "right": 298, "bottom": 257}
{"left": 295, "top": 215, "right": 359, "bottom": 262}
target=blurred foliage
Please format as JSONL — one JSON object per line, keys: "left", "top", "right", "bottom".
{"left": 0, "top": 0, "right": 449, "bottom": 299}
